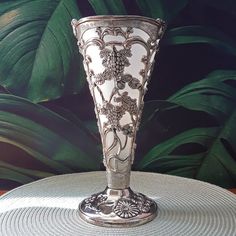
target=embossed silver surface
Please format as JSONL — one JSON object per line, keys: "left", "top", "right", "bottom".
{"left": 71, "top": 15, "right": 165, "bottom": 227}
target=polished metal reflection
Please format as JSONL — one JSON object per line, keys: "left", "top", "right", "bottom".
{"left": 72, "top": 15, "right": 165, "bottom": 227}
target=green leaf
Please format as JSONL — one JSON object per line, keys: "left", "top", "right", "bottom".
{"left": 40, "top": 104, "right": 100, "bottom": 142}
{"left": 136, "top": 0, "right": 189, "bottom": 22}
{"left": 168, "top": 70, "right": 236, "bottom": 122}
{"left": 142, "top": 154, "right": 203, "bottom": 173}
{"left": 162, "top": 26, "right": 236, "bottom": 57}
{"left": 138, "top": 124, "right": 236, "bottom": 188}
{"left": 138, "top": 70, "right": 236, "bottom": 188}
{"left": 0, "top": 160, "right": 53, "bottom": 184}
{"left": 138, "top": 127, "right": 218, "bottom": 168}
{"left": 0, "top": 167, "right": 34, "bottom": 184}
{"left": 0, "top": 0, "right": 85, "bottom": 103}
{"left": 89, "top": 0, "right": 127, "bottom": 15}
{"left": 0, "top": 94, "right": 100, "bottom": 184}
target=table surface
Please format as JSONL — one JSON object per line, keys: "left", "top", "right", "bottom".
{"left": 1, "top": 186, "right": 236, "bottom": 195}
{"left": 0, "top": 171, "right": 236, "bottom": 236}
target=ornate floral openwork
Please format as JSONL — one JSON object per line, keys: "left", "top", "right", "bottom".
{"left": 76, "top": 25, "right": 161, "bottom": 174}
{"left": 72, "top": 15, "right": 165, "bottom": 226}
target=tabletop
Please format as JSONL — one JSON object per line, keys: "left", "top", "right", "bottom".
{"left": 0, "top": 171, "right": 236, "bottom": 236}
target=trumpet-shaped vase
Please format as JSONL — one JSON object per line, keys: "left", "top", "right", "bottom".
{"left": 71, "top": 15, "right": 165, "bottom": 227}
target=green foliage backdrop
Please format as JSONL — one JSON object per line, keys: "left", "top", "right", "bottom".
{"left": 0, "top": 0, "right": 236, "bottom": 189}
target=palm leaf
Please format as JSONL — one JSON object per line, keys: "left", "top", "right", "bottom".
{"left": 0, "top": 0, "right": 85, "bottom": 103}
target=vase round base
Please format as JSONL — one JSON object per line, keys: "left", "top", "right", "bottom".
{"left": 78, "top": 187, "right": 157, "bottom": 227}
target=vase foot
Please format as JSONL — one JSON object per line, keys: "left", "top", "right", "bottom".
{"left": 78, "top": 187, "right": 157, "bottom": 227}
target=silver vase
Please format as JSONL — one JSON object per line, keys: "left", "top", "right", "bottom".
{"left": 71, "top": 15, "right": 165, "bottom": 227}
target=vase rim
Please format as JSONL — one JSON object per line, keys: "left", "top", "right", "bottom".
{"left": 73, "top": 15, "right": 165, "bottom": 27}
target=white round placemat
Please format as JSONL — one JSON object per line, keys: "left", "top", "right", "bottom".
{"left": 0, "top": 171, "right": 235, "bottom": 236}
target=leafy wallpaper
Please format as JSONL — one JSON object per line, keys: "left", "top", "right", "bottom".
{"left": 0, "top": 0, "right": 236, "bottom": 189}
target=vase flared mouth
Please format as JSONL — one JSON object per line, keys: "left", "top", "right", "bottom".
{"left": 72, "top": 15, "right": 165, "bottom": 28}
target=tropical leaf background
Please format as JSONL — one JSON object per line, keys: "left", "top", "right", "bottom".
{"left": 0, "top": 0, "right": 236, "bottom": 189}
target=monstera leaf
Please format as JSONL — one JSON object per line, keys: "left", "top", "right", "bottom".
{"left": 0, "top": 94, "right": 100, "bottom": 184}
{"left": 137, "top": 71, "right": 236, "bottom": 188}
{"left": 0, "top": 0, "right": 85, "bottom": 103}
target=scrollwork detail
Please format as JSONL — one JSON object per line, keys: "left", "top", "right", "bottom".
{"left": 78, "top": 25, "right": 158, "bottom": 174}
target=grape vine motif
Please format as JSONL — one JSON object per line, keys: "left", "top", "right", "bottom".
{"left": 94, "top": 46, "right": 142, "bottom": 90}
{"left": 95, "top": 44, "right": 142, "bottom": 135}
{"left": 98, "top": 91, "right": 138, "bottom": 132}
{"left": 86, "top": 27, "right": 149, "bottom": 171}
